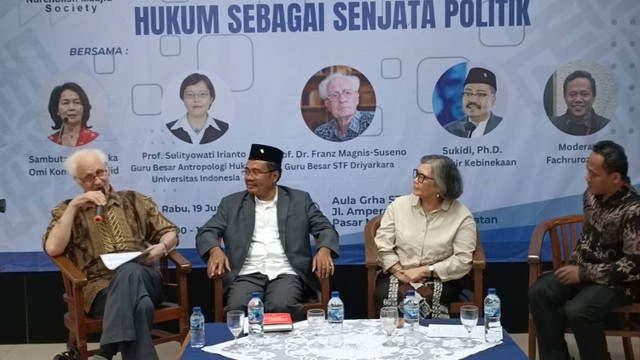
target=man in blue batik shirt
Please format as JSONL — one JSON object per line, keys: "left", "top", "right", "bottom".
{"left": 314, "top": 72, "right": 374, "bottom": 142}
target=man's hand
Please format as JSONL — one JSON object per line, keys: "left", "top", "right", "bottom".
{"left": 398, "top": 267, "right": 429, "bottom": 283}
{"left": 137, "top": 243, "right": 165, "bottom": 266}
{"left": 312, "top": 247, "right": 334, "bottom": 278}
{"left": 555, "top": 265, "right": 581, "bottom": 284}
{"left": 207, "top": 247, "right": 230, "bottom": 278}
{"left": 68, "top": 190, "right": 106, "bottom": 210}
{"left": 44, "top": 190, "right": 108, "bottom": 257}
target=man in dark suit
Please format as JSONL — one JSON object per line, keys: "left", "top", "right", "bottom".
{"left": 444, "top": 67, "right": 503, "bottom": 138}
{"left": 196, "top": 144, "right": 339, "bottom": 320}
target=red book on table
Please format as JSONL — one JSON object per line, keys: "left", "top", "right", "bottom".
{"left": 263, "top": 313, "right": 293, "bottom": 332}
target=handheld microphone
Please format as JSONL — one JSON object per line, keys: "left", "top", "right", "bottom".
{"left": 464, "top": 122, "right": 477, "bottom": 138}
{"left": 57, "top": 117, "right": 68, "bottom": 145}
{"left": 94, "top": 188, "right": 106, "bottom": 223}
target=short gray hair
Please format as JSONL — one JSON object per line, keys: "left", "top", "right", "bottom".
{"left": 318, "top": 72, "right": 360, "bottom": 99}
{"left": 265, "top": 161, "right": 282, "bottom": 182}
{"left": 420, "top": 155, "right": 463, "bottom": 200}
{"left": 64, "top": 149, "right": 108, "bottom": 177}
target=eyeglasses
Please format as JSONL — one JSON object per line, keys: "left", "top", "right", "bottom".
{"left": 413, "top": 169, "right": 434, "bottom": 184}
{"left": 241, "top": 169, "right": 275, "bottom": 177}
{"left": 462, "top": 91, "right": 491, "bottom": 99}
{"left": 326, "top": 90, "right": 357, "bottom": 101}
{"left": 184, "top": 92, "right": 211, "bottom": 100}
{"left": 76, "top": 169, "right": 108, "bottom": 184}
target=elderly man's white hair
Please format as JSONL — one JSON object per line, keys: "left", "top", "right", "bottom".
{"left": 64, "top": 149, "right": 108, "bottom": 177}
{"left": 318, "top": 72, "right": 360, "bottom": 99}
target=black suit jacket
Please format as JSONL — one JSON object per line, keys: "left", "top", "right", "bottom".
{"left": 444, "top": 112, "right": 503, "bottom": 138}
{"left": 196, "top": 186, "right": 339, "bottom": 293}
{"left": 550, "top": 110, "right": 610, "bottom": 136}
{"left": 165, "top": 118, "right": 229, "bottom": 144}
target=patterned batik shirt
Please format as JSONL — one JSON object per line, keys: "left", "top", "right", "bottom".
{"left": 43, "top": 188, "right": 178, "bottom": 312}
{"left": 313, "top": 110, "right": 374, "bottom": 142}
{"left": 573, "top": 183, "right": 640, "bottom": 303}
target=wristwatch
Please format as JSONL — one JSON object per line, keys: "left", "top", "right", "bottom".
{"left": 428, "top": 265, "right": 435, "bottom": 278}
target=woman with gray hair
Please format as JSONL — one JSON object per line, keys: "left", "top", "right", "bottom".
{"left": 374, "top": 155, "right": 476, "bottom": 318}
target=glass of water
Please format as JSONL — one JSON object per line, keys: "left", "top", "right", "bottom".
{"left": 380, "top": 306, "right": 399, "bottom": 347}
{"left": 226, "top": 310, "right": 244, "bottom": 349}
{"left": 460, "top": 305, "right": 478, "bottom": 345}
{"left": 307, "top": 309, "right": 325, "bottom": 347}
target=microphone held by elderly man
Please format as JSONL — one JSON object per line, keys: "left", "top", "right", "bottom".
{"left": 94, "top": 187, "right": 106, "bottom": 222}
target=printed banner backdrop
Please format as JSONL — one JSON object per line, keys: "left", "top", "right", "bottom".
{"left": 0, "top": 0, "right": 639, "bottom": 272}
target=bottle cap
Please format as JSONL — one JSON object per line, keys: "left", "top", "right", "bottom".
{"left": 331, "top": 291, "right": 340, "bottom": 297}
{"left": 407, "top": 290, "right": 415, "bottom": 296}
{"left": 488, "top": 288, "right": 496, "bottom": 295}
{"left": 252, "top": 291, "right": 261, "bottom": 298}
{"left": 193, "top": 306, "right": 201, "bottom": 312}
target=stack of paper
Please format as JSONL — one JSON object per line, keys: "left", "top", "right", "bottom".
{"left": 99, "top": 247, "right": 153, "bottom": 270}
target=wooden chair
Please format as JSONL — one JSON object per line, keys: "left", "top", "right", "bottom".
{"left": 364, "top": 213, "right": 486, "bottom": 319}
{"left": 213, "top": 237, "right": 331, "bottom": 322}
{"left": 527, "top": 214, "right": 640, "bottom": 360}
{"left": 50, "top": 250, "right": 192, "bottom": 360}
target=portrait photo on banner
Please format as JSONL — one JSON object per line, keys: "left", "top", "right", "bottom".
{"left": 163, "top": 71, "right": 235, "bottom": 145}
{"left": 301, "top": 65, "right": 377, "bottom": 142}
{"left": 36, "top": 72, "right": 108, "bottom": 148}
{"left": 433, "top": 62, "right": 507, "bottom": 139}
{"left": 544, "top": 60, "right": 618, "bottom": 137}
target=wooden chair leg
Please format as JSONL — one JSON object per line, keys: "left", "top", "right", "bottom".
{"left": 367, "top": 269, "right": 376, "bottom": 319}
{"left": 66, "top": 330, "right": 75, "bottom": 351}
{"left": 528, "top": 317, "right": 537, "bottom": 360}
{"left": 621, "top": 336, "right": 633, "bottom": 360}
{"left": 77, "top": 343, "right": 90, "bottom": 360}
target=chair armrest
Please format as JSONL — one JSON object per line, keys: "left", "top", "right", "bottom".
{"left": 527, "top": 221, "right": 550, "bottom": 287}
{"left": 167, "top": 250, "right": 192, "bottom": 273}
{"left": 527, "top": 221, "right": 548, "bottom": 265}
{"left": 212, "top": 272, "right": 224, "bottom": 280}
{"left": 50, "top": 255, "right": 87, "bottom": 288}
{"left": 364, "top": 243, "right": 378, "bottom": 269}
{"left": 316, "top": 273, "right": 331, "bottom": 311}
{"left": 365, "top": 261, "right": 379, "bottom": 269}
{"left": 471, "top": 234, "right": 486, "bottom": 270}
{"left": 364, "top": 214, "right": 383, "bottom": 269}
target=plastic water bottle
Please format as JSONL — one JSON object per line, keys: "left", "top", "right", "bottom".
{"left": 189, "top": 306, "right": 205, "bottom": 348}
{"left": 403, "top": 290, "right": 420, "bottom": 346}
{"left": 327, "top": 291, "right": 344, "bottom": 347}
{"left": 248, "top": 292, "right": 264, "bottom": 345}
{"left": 483, "top": 288, "right": 503, "bottom": 343}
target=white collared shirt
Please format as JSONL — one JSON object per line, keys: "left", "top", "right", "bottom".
{"left": 470, "top": 114, "right": 489, "bottom": 138}
{"left": 375, "top": 194, "right": 476, "bottom": 281}
{"left": 239, "top": 191, "right": 297, "bottom": 280}
{"left": 169, "top": 114, "right": 221, "bottom": 144}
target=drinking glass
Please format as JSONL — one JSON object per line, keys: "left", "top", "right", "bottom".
{"left": 226, "top": 310, "right": 245, "bottom": 348}
{"left": 460, "top": 305, "right": 478, "bottom": 345}
{"left": 307, "top": 309, "right": 325, "bottom": 347}
{"left": 380, "top": 307, "right": 399, "bottom": 347}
